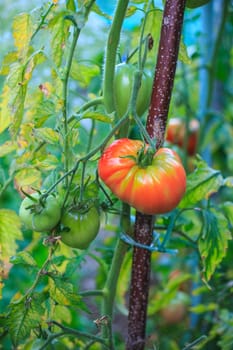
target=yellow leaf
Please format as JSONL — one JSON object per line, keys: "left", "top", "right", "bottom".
{"left": 0, "top": 210, "right": 23, "bottom": 260}
{"left": 14, "top": 168, "right": 42, "bottom": 194}
{"left": 0, "top": 141, "right": 17, "bottom": 157}
{"left": 0, "top": 85, "right": 12, "bottom": 134}
{"left": 12, "top": 13, "right": 33, "bottom": 57}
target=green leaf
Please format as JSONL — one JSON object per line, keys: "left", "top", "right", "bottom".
{"left": 49, "top": 11, "right": 71, "bottom": 67}
{"left": 179, "top": 157, "right": 224, "bottom": 208}
{"left": 190, "top": 302, "right": 218, "bottom": 314}
{"left": 49, "top": 277, "right": 89, "bottom": 312}
{"left": 80, "top": 111, "right": 113, "bottom": 123}
{"left": 220, "top": 202, "right": 233, "bottom": 230}
{"left": 91, "top": 3, "right": 111, "bottom": 20}
{"left": 34, "top": 128, "right": 60, "bottom": 144}
{"left": 179, "top": 39, "right": 192, "bottom": 64}
{"left": 33, "top": 154, "right": 59, "bottom": 171}
{"left": 148, "top": 278, "right": 190, "bottom": 314}
{"left": 12, "top": 13, "right": 33, "bottom": 57}
{"left": 0, "top": 141, "right": 17, "bottom": 157}
{"left": 0, "top": 210, "right": 23, "bottom": 260}
{"left": 10, "top": 251, "right": 38, "bottom": 268}
{"left": 199, "top": 209, "right": 232, "bottom": 282}
{"left": 0, "top": 52, "right": 18, "bottom": 76}
{"left": 126, "top": 6, "right": 138, "bottom": 17}
{"left": 7, "top": 293, "right": 45, "bottom": 346}
{"left": 70, "top": 62, "right": 100, "bottom": 88}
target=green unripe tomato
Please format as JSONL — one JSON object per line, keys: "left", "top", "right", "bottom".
{"left": 60, "top": 206, "right": 100, "bottom": 250}
{"left": 186, "top": 0, "right": 210, "bottom": 8}
{"left": 114, "top": 63, "right": 153, "bottom": 118}
{"left": 19, "top": 193, "right": 62, "bottom": 232}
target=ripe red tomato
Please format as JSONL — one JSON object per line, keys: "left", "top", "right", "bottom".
{"left": 98, "top": 138, "right": 186, "bottom": 215}
{"left": 166, "top": 118, "right": 199, "bottom": 156}
{"left": 60, "top": 206, "right": 100, "bottom": 249}
{"left": 114, "top": 63, "right": 153, "bottom": 118}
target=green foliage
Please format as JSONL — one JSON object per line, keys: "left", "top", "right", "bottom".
{"left": 199, "top": 209, "right": 231, "bottom": 282}
{"left": 6, "top": 293, "right": 46, "bottom": 346}
{"left": 0, "top": 209, "right": 23, "bottom": 259}
{"left": 0, "top": 0, "right": 232, "bottom": 349}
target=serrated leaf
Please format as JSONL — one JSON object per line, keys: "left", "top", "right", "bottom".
{"left": 10, "top": 251, "right": 38, "bottom": 267}
{"left": 179, "top": 158, "right": 224, "bottom": 208}
{"left": 0, "top": 141, "right": 17, "bottom": 157}
{"left": 49, "top": 11, "right": 70, "bottom": 67}
{"left": 70, "top": 62, "right": 100, "bottom": 88}
{"left": 49, "top": 277, "right": 89, "bottom": 312}
{"left": 33, "top": 154, "right": 59, "bottom": 170}
{"left": 14, "top": 168, "right": 42, "bottom": 192}
{"left": 7, "top": 293, "right": 45, "bottom": 346}
{"left": 199, "top": 209, "right": 232, "bottom": 282}
{"left": 0, "top": 210, "right": 23, "bottom": 260}
{"left": 34, "top": 128, "right": 60, "bottom": 144}
{"left": 12, "top": 13, "right": 33, "bottom": 57}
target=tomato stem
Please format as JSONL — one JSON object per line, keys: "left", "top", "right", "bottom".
{"left": 137, "top": 145, "right": 155, "bottom": 167}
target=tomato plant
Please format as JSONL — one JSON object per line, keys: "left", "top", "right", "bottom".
{"left": 98, "top": 138, "right": 186, "bottom": 215}
{"left": 166, "top": 117, "right": 200, "bottom": 156}
{"left": 114, "top": 63, "right": 153, "bottom": 118}
{"left": 60, "top": 206, "right": 100, "bottom": 250}
{"left": 19, "top": 193, "right": 62, "bottom": 232}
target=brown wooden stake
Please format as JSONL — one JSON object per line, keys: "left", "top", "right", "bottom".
{"left": 126, "top": 1, "right": 186, "bottom": 349}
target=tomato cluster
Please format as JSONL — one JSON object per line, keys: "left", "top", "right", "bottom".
{"left": 19, "top": 192, "right": 100, "bottom": 250}
{"left": 98, "top": 138, "right": 186, "bottom": 215}
{"left": 114, "top": 63, "right": 153, "bottom": 118}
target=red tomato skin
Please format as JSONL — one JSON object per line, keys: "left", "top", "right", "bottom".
{"left": 98, "top": 139, "right": 186, "bottom": 215}
{"left": 166, "top": 118, "right": 199, "bottom": 156}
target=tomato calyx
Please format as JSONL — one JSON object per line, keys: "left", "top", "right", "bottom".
{"left": 137, "top": 145, "right": 155, "bottom": 168}
{"left": 23, "top": 192, "right": 49, "bottom": 214}
{"left": 120, "top": 144, "right": 156, "bottom": 168}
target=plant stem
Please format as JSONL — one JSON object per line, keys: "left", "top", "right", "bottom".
{"left": 39, "top": 320, "right": 108, "bottom": 350}
{"left": 62, "top": 1, "right": 96, "bottom": 184}
{"left": 103, "top": 0, "right": 130, "bottom": 113}
{"left": 101, "top": 203, "right": 131, "bottom": 348}
{"left": 127, "top": 1, "right": 186, "bottom": 349}
{"left": 62, "top": 25, "right": 80, "bottom": 184}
